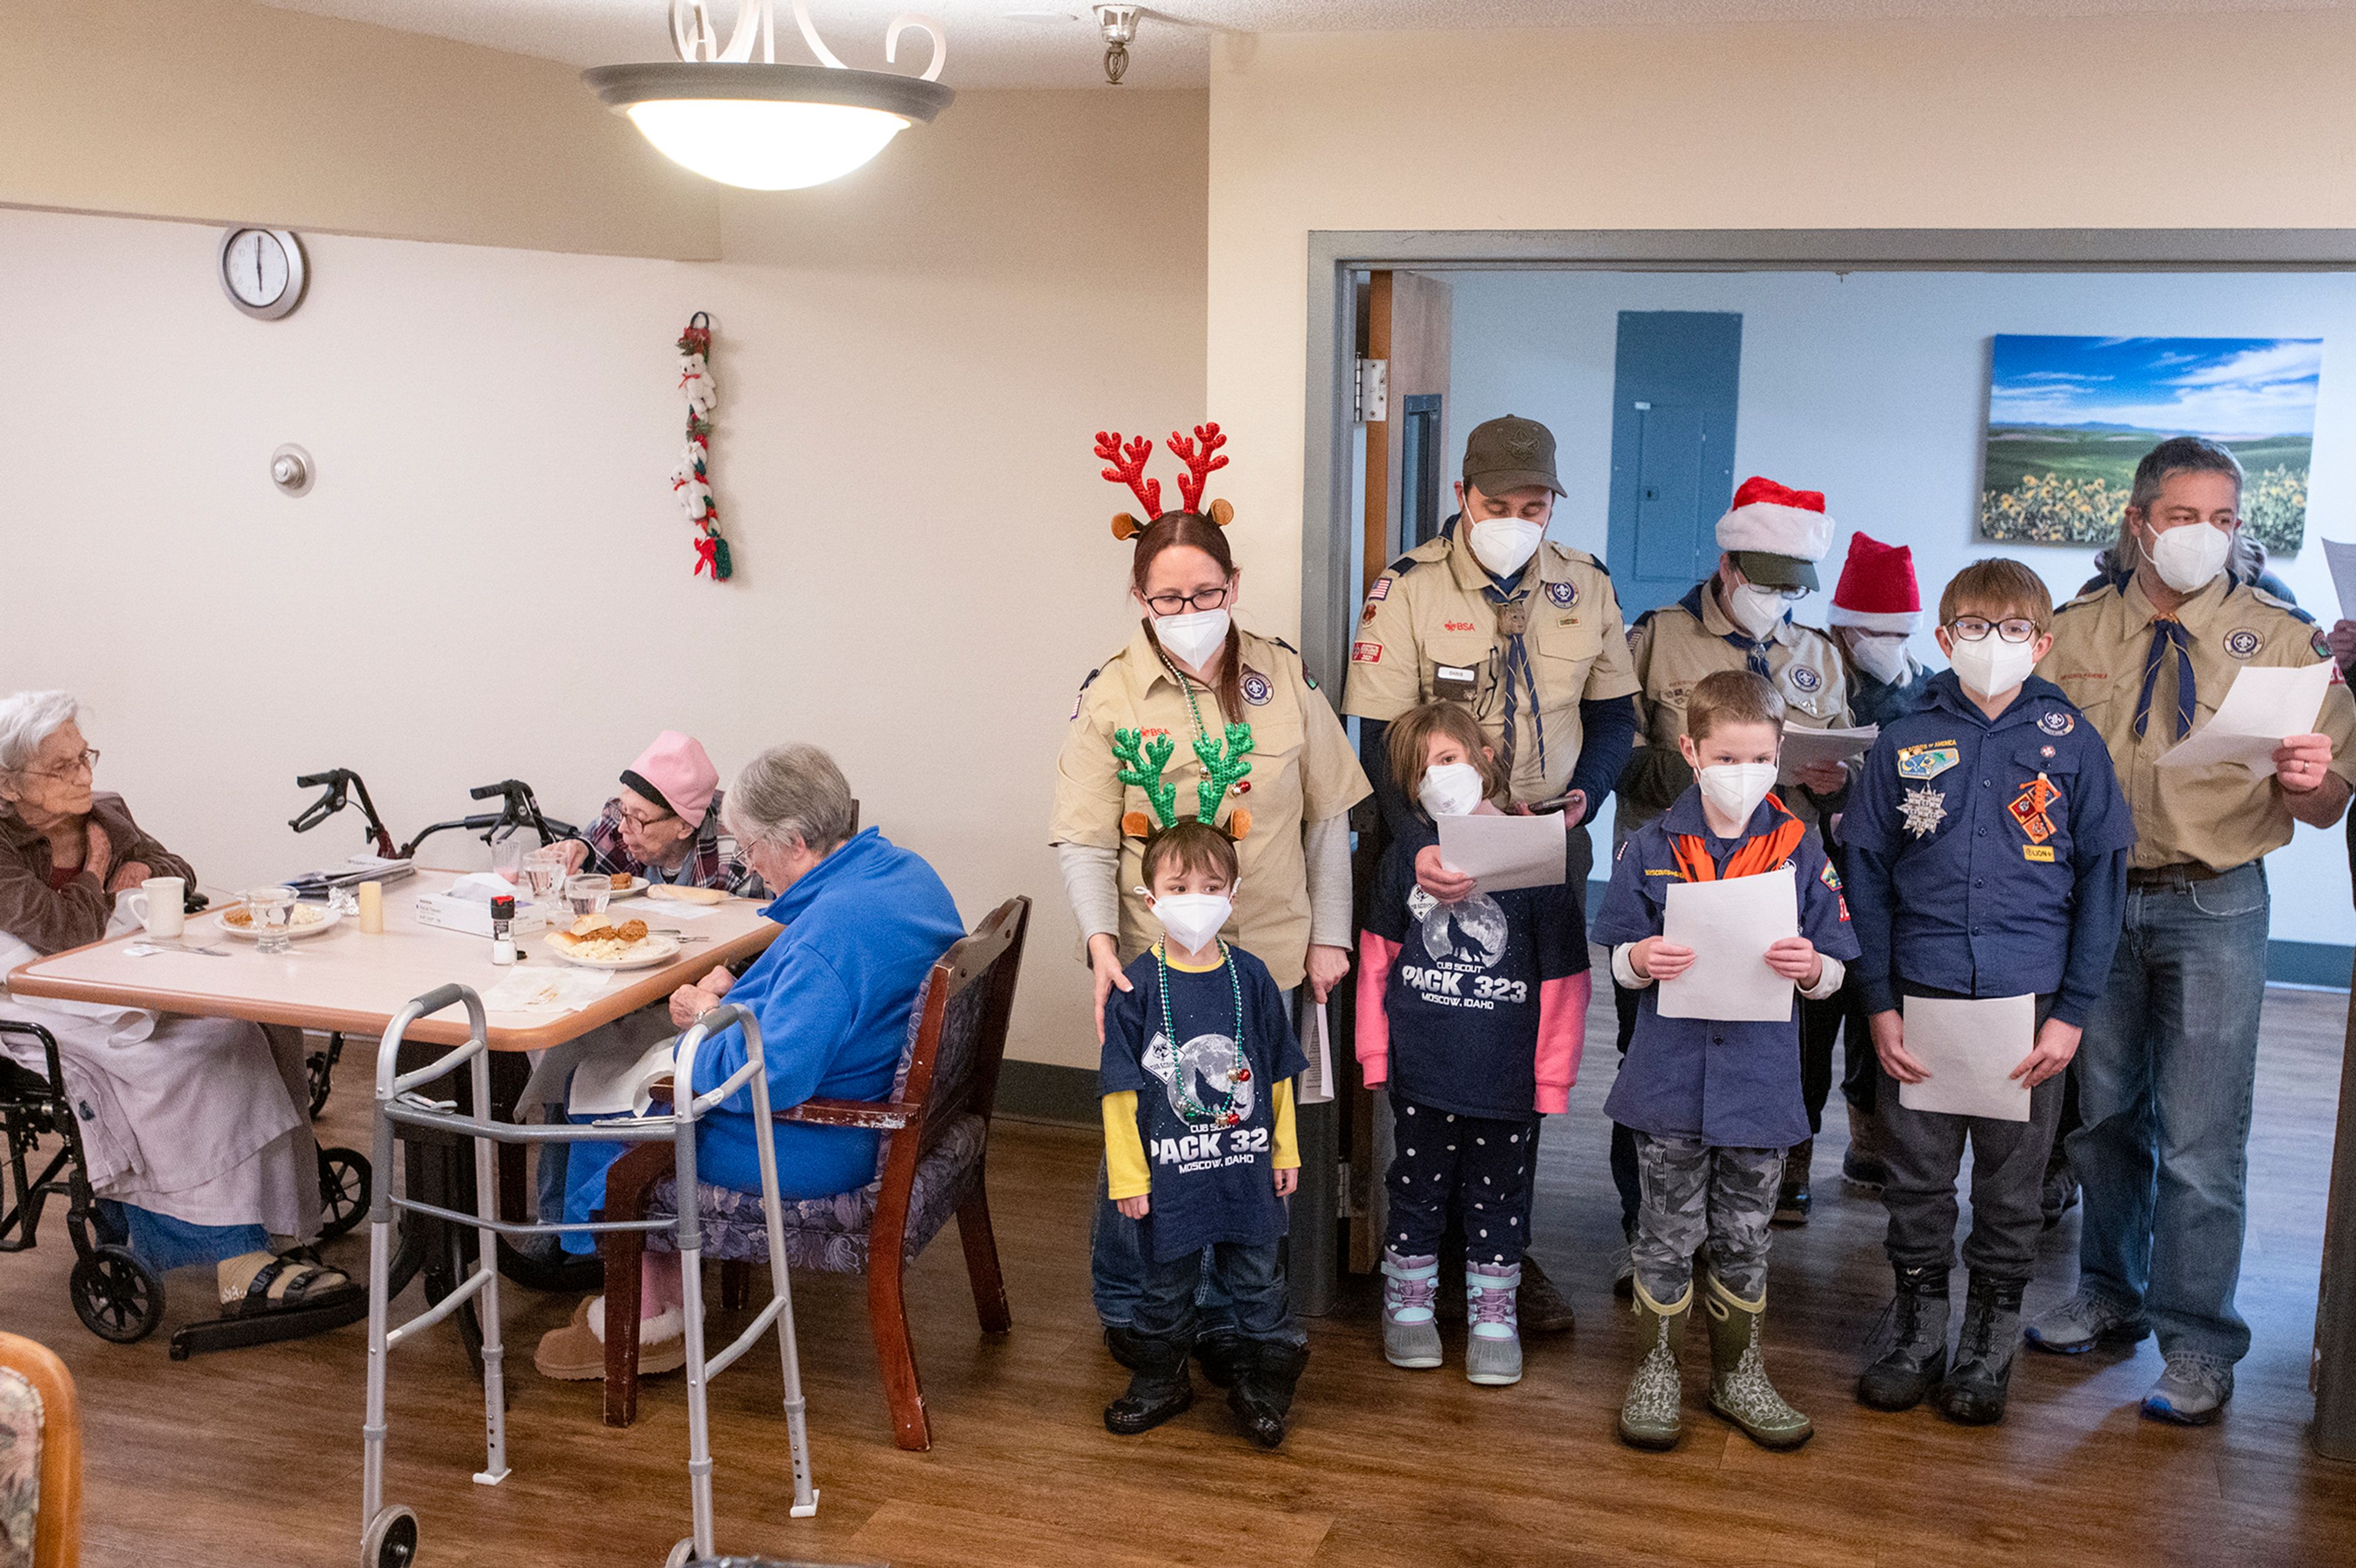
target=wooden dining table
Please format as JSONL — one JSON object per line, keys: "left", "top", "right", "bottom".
{"left": 6, "top": 870, "right": 781, "bottom": 1358}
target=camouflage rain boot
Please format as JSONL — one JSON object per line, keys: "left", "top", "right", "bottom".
{"left": 1616, "top": 1278, "right": 1690, "bottom": 1451}
{"left": 1465, "top": 1262, "right": 1522, "bottom": 1386}
{"left": 1380, "top": 1249, "right": 1443, "bottom": 1370}
{"left": 1703, "top": 1274, "right": 1813, "bottom": 1450}
{"left": 1857, "top": 1264, "right": 1950, "bottom": 1412}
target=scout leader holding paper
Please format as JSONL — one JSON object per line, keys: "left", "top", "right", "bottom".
{"left": 1842, "top": 560, "right": 2134, "bottom": 1429}
{"left": 1052, "top": 421, "right": 1371, "bottom": 1373}
{"left": 1592, "top": 669, "right": 1860, "bottom": 1453}
{"left": 2026, "top": 436, "right": 2356, "bottom": 1428}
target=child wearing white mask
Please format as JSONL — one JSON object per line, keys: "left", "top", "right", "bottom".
{"left": 1354, "top": 703, "right": 1588, "bottom": 1386}
{"left": 1592, "top": 669, "right": 1860, "bottom": 1453}
{"left": 1101, "top": 820, "right": 1310, "bottom": 1450}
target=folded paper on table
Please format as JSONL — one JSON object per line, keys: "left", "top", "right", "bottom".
{"left": 635, "top": 894, "right": 723, "bottom": 921}
{"left": 2327, "top": 538, "right": 2356, "bottom": 622}
{"left": 1896, "top": 993, "right": 2035, "bottom": 1123}
{"left": 1777, "top": 724, "right": 1879, "bottom": 783}
{"left": 481, "top": 966, "right": 614, "bottom": 1014}
{"left": 2153, "top": 659, "right": 2333, "bottom": 778}
{"left": 1436, "top": 810, "right": 1567, "bottom": 893}
{"left": 1657, "top": 865, "right": 1798, "bottom": 1023}
{"left": 569, "top": 1032, "right": 680, "bottom": 1118}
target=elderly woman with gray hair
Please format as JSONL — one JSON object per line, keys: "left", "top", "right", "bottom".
{"left": 0, "top": 690, "right": 344, "bottom": 1315}
{"left": 535, "top": 742, "right": 964, "bottom": 1379}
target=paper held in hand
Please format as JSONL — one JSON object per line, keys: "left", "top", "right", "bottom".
{"left": 1776, "top": 724, "right": 1878, "bottom": 784}
{"left": 1657, "top": 864, "right": 1799, "bottom": 1022}
{"left": 2325, "top": 537, "right": 2356, "bottom": 621}
{"left": 2152, "top": 659, "right": 2334, "bottom": 779}
{"left": 1896, "top": 994, "right": 2035, "bottom": 1123}
{"left": 1436, "top": 810, "right": 1567, "bottom": 893}
{"left": 1296, "top": 1001, "right": 1337, "bottom": 1106}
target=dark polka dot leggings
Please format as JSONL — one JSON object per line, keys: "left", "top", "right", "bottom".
{"left": 1384, "top": 1091, "right": 1537, "bottom": 1268}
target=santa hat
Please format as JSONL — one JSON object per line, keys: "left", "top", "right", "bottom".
{"left": 1827, "top": 532, "right": 1923, "bottom": 632}
{"left": 1717, "top": 477, "right": 1834, "bottom": 588}
{"left": 621, "top": 731, "right": 720, "bottom": 824}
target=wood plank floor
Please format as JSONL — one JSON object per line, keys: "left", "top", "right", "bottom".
{"left": 6, "top": 980, "right": 2354, "bottom": 1567}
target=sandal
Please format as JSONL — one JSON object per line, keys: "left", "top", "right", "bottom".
{"left": 217, "top": 1248, "right": 356, "bottom": 1316}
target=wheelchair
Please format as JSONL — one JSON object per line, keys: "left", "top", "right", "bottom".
{"left": 1, "top": 1017, "right": 373, "bottom": 1348}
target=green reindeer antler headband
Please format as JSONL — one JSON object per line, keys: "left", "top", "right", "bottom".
{"left": 1114, "top": 723, "right": 1256, "bottom": 842}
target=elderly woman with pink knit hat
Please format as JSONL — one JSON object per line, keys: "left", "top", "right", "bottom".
{"left": 557, "top": 731, "right": 752, "bottom": 893}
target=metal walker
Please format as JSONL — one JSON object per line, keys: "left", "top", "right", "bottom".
{"left": 359, "top": 985, "right": 817, "bottom": 1568}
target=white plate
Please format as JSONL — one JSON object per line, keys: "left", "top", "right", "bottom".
{"left": 544, "top": 931, "right": 682, "bottom": 970}
{"left": 606, "top": 877, "right": 649, "bottom": 901}
{"left": 215, "top": 902, "right": 344, "bottom": 941}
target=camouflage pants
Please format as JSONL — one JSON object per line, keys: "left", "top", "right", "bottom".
{"left": 1630, "top": 1134, "right": 1784, "bottom": 1304}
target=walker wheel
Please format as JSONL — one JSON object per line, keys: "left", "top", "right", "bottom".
{"left": 69, "top": 1244, "right": 164, "bottom": 1343}
{"left": 664, "top": 1537, "right": 697, "bottom": 1567}
{"left": 363, "top": 1504, "right": 419, "bottom": 1568}
{"left": 318, "top": 1147, "right": 372, "bottom": 1240}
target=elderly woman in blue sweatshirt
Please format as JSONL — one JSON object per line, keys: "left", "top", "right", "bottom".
{"left": 535, "top": 742, "right": 963, "bottom": 1380}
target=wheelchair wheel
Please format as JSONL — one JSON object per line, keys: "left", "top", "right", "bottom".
{"left": 70, "top": 1243, "right": 164, "bottom": 1343}
{"left": 361, "top": 1504, "right": 419, "bottom": 1568}
{"left": 318, "top": 1147, "right": 372, "bottom": 1240}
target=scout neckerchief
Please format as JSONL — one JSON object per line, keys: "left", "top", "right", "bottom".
{"left": 1678, "top": 579, "right": 1777, "bottom": 680}
{"left": 1669, "top": 791, "right": 1809, "bottom": 883}
{"left": 2136, "top": 614, "right": 2196, "bottom": 741}
{"left": 1468, "top": 523, "right": 1547, "bottom": 784}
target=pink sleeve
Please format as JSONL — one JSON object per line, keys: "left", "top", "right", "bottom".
{"left": 1533, "top": 970, "right": 1591, "bottom": 1114}
{"left": 1355, "top": 931, "right": 1401, "bottom": 1087}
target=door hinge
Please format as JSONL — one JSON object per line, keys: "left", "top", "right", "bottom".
{"left": 1354, "top": 358, "right": 1389, "bottom": 424}
{"left": 1335, "top": 1162, "right": 1353, "bottom": 1218}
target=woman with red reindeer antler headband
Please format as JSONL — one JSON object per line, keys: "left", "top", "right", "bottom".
{"left": 1051, "top": 421, "right": 1371, "bottom": 1371}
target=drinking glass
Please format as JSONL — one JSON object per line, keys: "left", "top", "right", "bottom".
{"left": 564, "top": 875, "right": 613, "bottom": 921}
{"left": 524, "top": 847, "right": 569, "bottom": 909}
{"left": 246, "top": 885, "right": 298, "bottom": 956}
{"left": 489, "top": 834, "right": 526, "bottom": 887}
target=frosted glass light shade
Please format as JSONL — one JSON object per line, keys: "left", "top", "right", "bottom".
{"left": 625, "top": 99, "right": 907, "bottom": 190}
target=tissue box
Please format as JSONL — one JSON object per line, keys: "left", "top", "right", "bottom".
{"left": 412, "top": 893, "right": 548, "bottom": 939}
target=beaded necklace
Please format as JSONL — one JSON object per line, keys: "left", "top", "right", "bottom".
{"left": 1155, "top": 939, "right": 1251, "bottom": 1129}
{"left": 1153, "top": 642, "right": 1221, "bottom": 745}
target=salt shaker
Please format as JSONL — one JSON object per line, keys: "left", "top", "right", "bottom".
{"left": 490, "top": 894, "right": 517, "bottom": 966}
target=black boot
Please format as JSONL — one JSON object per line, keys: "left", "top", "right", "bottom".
{"left": 1193, "top": 1331, "right": 1249, "bottom": 1389}
{"left": 1104, "top": 1335, "right": 1194, "bottom": 1435}
{"left": 1857, "top": 1264, "right": 1950, "bottom": 1412}
{"left": 1103, "top": 1323, "right": 1150, "bottom": 1372}
{"left": 1772, "top": 1139, "right": 1814, "bottom": 1228}
{"left": 1227, "top": 1340, "right": 1310, "bottom": 1449}
{"left": 1938, "top": 1274, "right": 2025, "bottom": 1426}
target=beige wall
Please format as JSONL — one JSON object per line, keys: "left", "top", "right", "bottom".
{"left": 1207, "top": 14, "right": 2356, "bottom": 636}
{"left": 1, "top": 87, "right": 1207, "bottom": 1070}
{"left": 0, "top": 0, "right": 720, "bottom": 258}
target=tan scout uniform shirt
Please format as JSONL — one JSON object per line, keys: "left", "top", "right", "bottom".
{"left": 1622, "top": 579, "right": 1854, "bottom": 834}
{"left": 1050, "top": 624, "right": 1371, "bottom": 991}
{"left": 2038, "top": 572, "right": 2356, "bottom": 872}
{"left": 1340, "top": 527, "right": 1640, "bottom": 804}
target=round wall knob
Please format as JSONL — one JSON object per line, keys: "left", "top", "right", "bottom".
{"left": 271, "top": 444, "right": 314, "bottom": 497}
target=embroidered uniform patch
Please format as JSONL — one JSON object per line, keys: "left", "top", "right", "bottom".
{"left": 2023, "top": 844, "right": 2055, "bottom": 863}
{"left": 2225, "top": 628, "right": 2262, "bottom": 659}
{"left": 2038, "top": 711, "right": 2074, "bottom": 736}
{"left": 1547, "top": 580, "right": 1577, "bottom": 608}
{"left": 1362, "top": 603, "right": 1379, "bottom": 625}
{"left": 2008, "top": 776, "right": 2061, "bottom": 845}
{"left": 1900, "top": 785, "right": 1949, "bottom": 838}
{"left": 2316, "top": 630, "right": 2335, "bottom": 659}
{"left": 1444, "top": 620, "right": 1475, "bottom": 631}
{"left": 1241, "top": 669, "right": 1273, "bottom": 705}
{"left": 2041, "top": 745, "right": 2057, "bottom": 759}
{"left": 1897, "top": 742, "right": 1960, "bottom": 780}
{"left": 1788, "top": 664, "right": 1823, "bottom": 693}
{"left": 1819, "top": 861, "right": 1844, "bottom": 893}
{"left": 1352, "top": 642, "right": 1383, "bottom": 664}
{"left": 1367, "top": 577, "right": 1391, "bottom": 602}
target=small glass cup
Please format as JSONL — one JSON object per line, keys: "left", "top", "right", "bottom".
{"left": 564, "top": 875, "right": 613, "bottom": 921}
{"left": 524, "top": 846, "right": 569, "bottom": 909}
{"left": 245, "top": 885, "right": 298, "bottom": 956}
{"left": 489, "top": 834, "right": 526, "bottom": 888}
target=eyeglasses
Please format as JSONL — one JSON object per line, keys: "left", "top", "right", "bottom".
{"left": 20, "top": 748, "right": 99, "bottom": 780}
{"left": 1948, "top": 617, "right": 2040, "bottom": 645}
{"left": 1143, "top": 584, "right": 1232, "bottom": 616}
{"left": 618, "top": 804, "right": 676, "bottom": 829}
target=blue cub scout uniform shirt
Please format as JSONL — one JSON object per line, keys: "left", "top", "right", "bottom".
{"left": 1099, "top": 946, "right": 1308, "bottom": 1263}
{"left": 1591, "top": 791, "right": 1861, "bottom": 1150}
{"left": 1366, "top": 821, "right": 1585, "bottom": 1121}
{"left": 1842, "top": 671, "right": 2136, "bottom": 1026}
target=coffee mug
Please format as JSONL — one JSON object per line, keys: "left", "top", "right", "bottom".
{"left": 126, "top": 875, "right": 186, "bottom": 939}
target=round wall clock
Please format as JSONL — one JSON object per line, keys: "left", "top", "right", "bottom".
{"left": 217, "top": 227, "right": 308, "bottom": 320}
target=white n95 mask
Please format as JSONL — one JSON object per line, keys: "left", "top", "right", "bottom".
{"left": 1152, "top": 607, "right": 1230, "bottom": 669}
{"left": 1419, "top": 762, "right": 1487, "bottom": 818}
{"left": 1727, "top": 583, "right": 1790, "bottom": 640}
{"left": 1152, "top": 893, "right": 1233, "bottom": 955}
{"left": 1949, "top": 634, "right": 2038, "bottom": 702}
{"left": 2146, "top": 521, "right": 2231, "bottom": 594}
{"left": 1847, "top": 634, "right": 1912, "bottom": 686}
{"left": 1469, "top": 517, "right": 1545, "bottom": 578}
{"left": 1697, "top": 763, "right": 1778, "bottom": 826}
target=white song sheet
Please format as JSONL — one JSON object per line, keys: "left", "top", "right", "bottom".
{"left": 2152, "top": 659, "right": 2333, "bottom": 779}
{"left": 1657, "top": 865, "right": 1799, "bottom": 1022}
{"left": 1296, "top": 1001, "right": 1337, "bottom": 1105}
{"left": 1896, "top": 994, "right": 2035, "bottom": 1123}
{"left": 1436, "top": 809, "right": 1568, "bottom": 893}
{"left": 2326, "top": 537, "right": 2356, "bottom": 621}
{"left": 1776, "top": 724, "right": 1879, "bottom": 784}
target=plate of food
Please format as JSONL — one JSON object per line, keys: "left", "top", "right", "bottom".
{"left": 604, "top": 872, "right": 649, "bottom": 901}
{"left": 645, "top": 883, "right": 726, "bottom": 906}
{"left": 544, "top": 915, "right": 680, "bottom": 970}
{"left": 215, "top": 902, "right": 342, "bottom": 940}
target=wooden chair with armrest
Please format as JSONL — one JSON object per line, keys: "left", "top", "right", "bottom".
{"left": 0, "top": 1331, "right": 81, "bottom": 1568}
{"left": 597, "top": 895, "right": 1030, "bottom": 1450}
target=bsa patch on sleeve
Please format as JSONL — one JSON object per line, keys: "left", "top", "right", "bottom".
{"left": 1819, "top": 860, "right": 1844, "bottom": 893}
{"left": 2037, "top": 710, "right": 2075, "bottom": 736}
{"left": 1367, "top": 577, "right": 1392, "bottom": 602}
{"left": 1788, "top": 664, "right": 1823, "bottom": 693}
{"left": 1546, "top": 580, "right": 1577, "bottom": 609}
{"left": 2316, "top": 629, "right": 2335, "bottom": 659}
{"left": 2224, "top": 628, "right": 2263, "bottom": 660}
{"left": 1352, "top": 641, "right": 1384, "bottom": 664}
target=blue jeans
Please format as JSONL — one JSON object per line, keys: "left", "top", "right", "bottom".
{"left": 1092, "top": 1160, "right": 1239, "bottom": 1335}
{"left": 2068, "top": 862, "right": 2269, "bottom": 1364}
{"left": 1132, "top": 1238, "right": 1303, "bottom": 1349}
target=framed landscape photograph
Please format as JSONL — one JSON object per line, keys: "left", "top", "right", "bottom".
{"left": 1978, "top": 334, "right": 2321, "bottom": 554}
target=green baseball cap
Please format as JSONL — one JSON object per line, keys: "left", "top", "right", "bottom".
{"left": 1461, "top": 415, "right": 1563, "bottom": 498}
{"left": 1730, "top": 550, "right": 1820, "bottom": 592}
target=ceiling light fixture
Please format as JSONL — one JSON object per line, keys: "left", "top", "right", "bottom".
{"left": 584, "top": 1, "right": 954, "bottom": 191}
{"left": 1093, "top": 4, "right": 1138, "bottom": 85}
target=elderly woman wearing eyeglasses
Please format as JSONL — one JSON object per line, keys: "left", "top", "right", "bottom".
{"left": 0, "top": 690, "right": 345, "bottom": 1315}
{"left": 555, "top": 731, "right": 752, "bottom": 893}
